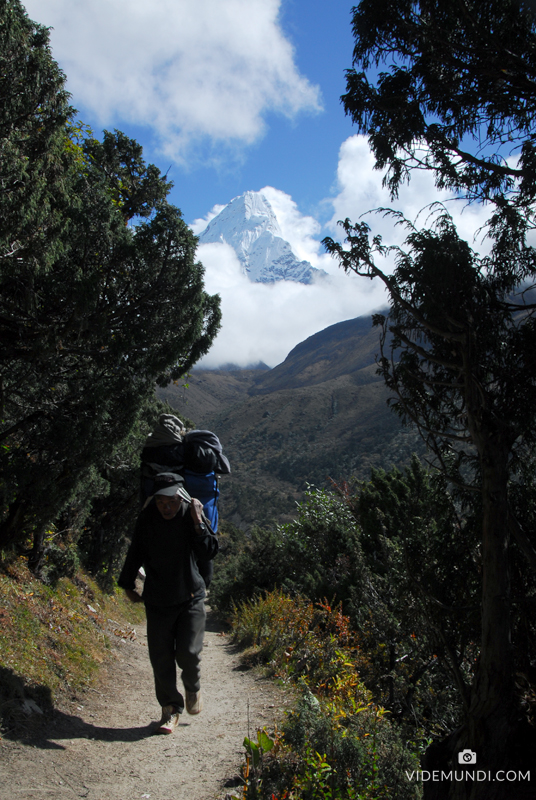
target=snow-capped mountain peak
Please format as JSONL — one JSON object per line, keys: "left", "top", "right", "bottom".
{"left": 197, "top": 190, "right": 324, "bottom": 285}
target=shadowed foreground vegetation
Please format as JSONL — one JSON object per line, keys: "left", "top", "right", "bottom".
{"left": 211, "top": 457, "right": 536, "bottom": 799}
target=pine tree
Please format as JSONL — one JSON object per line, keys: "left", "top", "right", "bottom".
{"left": 0, "top": 1, "right": 221, "bottom": 554}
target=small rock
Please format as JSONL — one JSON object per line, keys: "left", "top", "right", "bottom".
{"left": 21, "top": 698, "right": 43, "bottom": 716}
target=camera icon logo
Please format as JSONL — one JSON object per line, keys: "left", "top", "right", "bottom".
{"left": 458, "top": 749, "right": 477, "bottom": 765}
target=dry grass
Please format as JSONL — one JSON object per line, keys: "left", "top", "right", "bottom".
{"left": 0, "top": 554, "right": 144, "bottom": 735}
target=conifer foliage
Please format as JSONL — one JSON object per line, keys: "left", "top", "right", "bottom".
{"left": 324, "top": 0, "right": 536, "bottom": 795}
{"left": 0, "top": 1, "right": 221, "bottom": 554}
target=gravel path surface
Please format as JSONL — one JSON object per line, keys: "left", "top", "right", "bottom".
{"left": 0, "top": 608, "right": 289, "bottom": 800}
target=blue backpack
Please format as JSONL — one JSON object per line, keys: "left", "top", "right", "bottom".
{"left": 182, "top": 469, "right": 220, "bottom": 531}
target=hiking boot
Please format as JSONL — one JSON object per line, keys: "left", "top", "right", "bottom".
{"left": 156, "top": 704, "right": 181, "bottom": 734}
{"left": 185, "top": 690, "right": 203, "bottom": 715}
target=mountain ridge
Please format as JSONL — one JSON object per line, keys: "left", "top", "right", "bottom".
{"left": 250, "top": 314, "right": 387, "bottom": 393}
{"left": 158, "top": 311, "right": 422, "bottom": 528}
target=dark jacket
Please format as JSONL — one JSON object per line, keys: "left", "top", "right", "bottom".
{"left": 118, "top": 500, "right": 218, "bottom": 607}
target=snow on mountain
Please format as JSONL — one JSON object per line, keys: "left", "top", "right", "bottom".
{"left": 197, "top": 191, "right": 325, "bottom": 284}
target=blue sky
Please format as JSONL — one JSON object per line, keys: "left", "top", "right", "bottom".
{"left": 24, "top": 0, "right": 490, "bottom": 368}
{"left": 25, "top": 0, "right": 356, "bottom": 224}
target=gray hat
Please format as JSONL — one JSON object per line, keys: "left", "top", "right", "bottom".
{"left": 153, "top": 472, "right": 191, "bottom": 502}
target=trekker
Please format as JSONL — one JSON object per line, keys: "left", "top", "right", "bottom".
{"left": 118, "top": 472, "right": 218, "bottom": 734}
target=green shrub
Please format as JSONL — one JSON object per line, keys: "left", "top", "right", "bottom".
{"left": 210, "top": 487, "right": 365, "bottom": 622}
{"left": 214, "top": 458, "right": 493, "bottom": 742}
{"left": 229, "top": 591, "right": 421, "bottom": 800}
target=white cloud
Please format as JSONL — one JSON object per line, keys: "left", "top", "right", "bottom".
{"left": 24, "top": 0, "right": 322, "bottom": 164}
{"left": 196, "top": 241, "right": 387, "bottom": 369}
{"left": 327, "top": 135, "right": 493, "bottom": 258}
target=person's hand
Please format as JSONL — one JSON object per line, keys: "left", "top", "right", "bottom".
{"left": 125, "top": 588, "right": 143, "bottom": 603}
{"left": 190, "top": 498, "right": 205, "bottom": 527}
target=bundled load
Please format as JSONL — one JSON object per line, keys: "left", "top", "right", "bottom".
{"left": 140, "top": 414, "right": 231, "bottom": 589}
{"left": 140, "top": 414, "right": 231, "bottom": 533}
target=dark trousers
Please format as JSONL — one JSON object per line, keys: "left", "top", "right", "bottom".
{"left": 145, "top": 596, "right": 206, "bottom": 710}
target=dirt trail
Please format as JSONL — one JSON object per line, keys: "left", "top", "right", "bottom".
{"left": 0, "top": 608, "right": 289, "bottom": 800}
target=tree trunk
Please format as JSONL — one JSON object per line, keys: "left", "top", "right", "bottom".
{"left": 462, "top": 441, "right": 515, "bottom": 799}
{"left": 424, "top": 439, "right": 520, "bottom": 800}
{"left": 28, "top": 526, "right": 47, "bottom": 574}
{"left": 0, "top": 499, "right": 26, "bottom": 550}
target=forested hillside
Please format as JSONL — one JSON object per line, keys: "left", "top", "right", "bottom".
{"left": 158, "top": 314, "right": 423, "bottom": 528}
